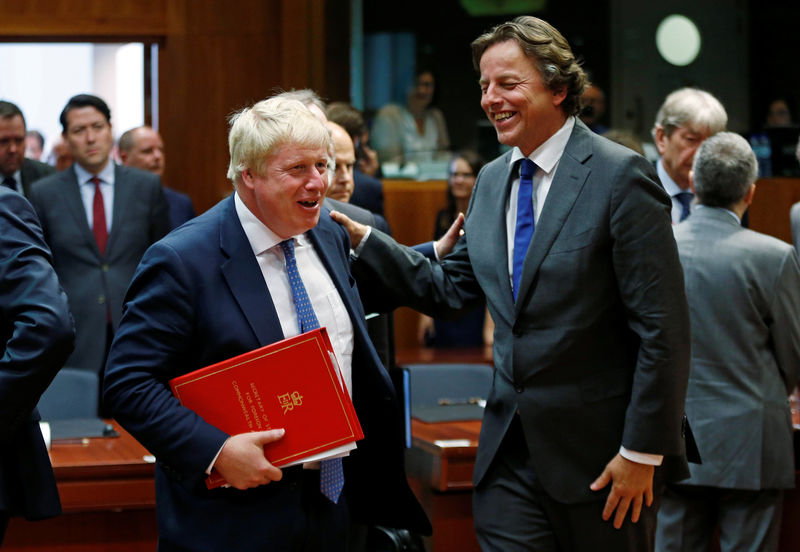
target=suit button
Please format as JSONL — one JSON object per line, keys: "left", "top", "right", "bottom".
{"left": 512, "top": 328, "right": 522, "bottom": 337}
{"left": 102, "top": 264, "right": 109, "bottom": 272}
{"left": 515, "top": 385, "right": 523, "bottom": 393}
{"left": 98, "top": 295, "right": 106, "bottom": 304}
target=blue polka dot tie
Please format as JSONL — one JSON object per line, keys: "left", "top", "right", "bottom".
{"left": 279, "top": 239, "right": 344, "bottom": 503}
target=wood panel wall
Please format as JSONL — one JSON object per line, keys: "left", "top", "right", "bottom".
{"left": 0, "top": 0, "right": 347, "bottom": 213}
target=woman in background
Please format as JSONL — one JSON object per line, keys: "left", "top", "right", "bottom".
{"left": 371, "top": 68, "right": 450, "bottom": 166}
{"left": 418, "top": 150, "right": 493, "bottom": 347}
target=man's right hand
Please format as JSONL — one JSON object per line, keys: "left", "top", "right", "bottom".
{"left": 433, "top": 213, "right": 465, "bottom": 259}
{"left": 213, "top": 429, "right": 285, "bottom": 490}
{"left": 329, "top": 210, "right": 370, "bottom": 249}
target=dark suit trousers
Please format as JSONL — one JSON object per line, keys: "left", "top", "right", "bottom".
{"left": 473, "top": 415, "right": 661, "bottom": 552}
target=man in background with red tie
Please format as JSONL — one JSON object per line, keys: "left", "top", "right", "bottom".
{"left": 28, "top": 94, "right": 169, "bottom": 412}
{"left": 102, "top": 96, "right": 428, "bottom": 551}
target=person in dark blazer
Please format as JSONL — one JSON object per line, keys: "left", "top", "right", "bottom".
{"left": 0, "top": 188, "right": 74, "bottom": 545}
{"left": 656, "top": 132, "right": 800, "bottom": 552}
{"left": 28, "top": 95, "right": 169, "bottom": 394}
{"left": 791, "top": 136, "right": 800, "bottom": 257}
{"left": 333, "top": 16, "right": 692, "bottom": 551}
{"left": 102, "top": 96, "right": 429, "bottom": 551}
{"left": 0, "top": 101, "right": 55, "bottom": 196}
{"left": 118, "top": 125, "right": 196, "bottom": 229}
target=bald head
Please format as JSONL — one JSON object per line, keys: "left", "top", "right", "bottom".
{"left": 119, "top": 126, "right": 165, "bottom": 176}
{"left": 326, "top": 121, "right": 355, "bottom": 202}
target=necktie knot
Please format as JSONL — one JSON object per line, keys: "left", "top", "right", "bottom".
{"left": 519, "top": 158, "right": 536, "bottom": 180}
{"left": 2, "top": 176, "right": 16, "bottom": 190}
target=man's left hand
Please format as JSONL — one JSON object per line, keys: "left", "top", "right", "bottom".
{"left": 589, "top": 453, "right": 654, "bottom": 529}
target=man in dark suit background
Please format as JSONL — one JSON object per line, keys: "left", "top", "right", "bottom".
{"left": 102, "top": 96, "right": 429, "bottom": 551}
{"left": 656, "top": 132, "right": 800, "bottom": 552}
{"left": 118, "top": 125, "right": 196, "bottom": 229}
{"left": 28, "top": 94, "right": 169, "bottom": 396}
{"left": 333, "top": 16, "right": 692, "bottom": 551}
{"left": 0, "top": 101, "right": 55, "bottom": 196}
{"left": 327, "top": 102, "right": 385, "bottom": 216}
{"left": 0, "top": 188, "right": 74, "bottom": 545}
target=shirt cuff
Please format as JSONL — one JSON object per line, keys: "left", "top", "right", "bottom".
{"left": 207, "top": 438, "right": 229, "bottom": 474}
{"left": 351, "top": 226, "right": 372, "bottom": 258}
{"left": 619, "top": 446, "right": 663, "bottom": 466}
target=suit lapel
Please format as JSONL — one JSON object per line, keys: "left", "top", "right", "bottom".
{"left": 106, "top": 164, "right": 131, "bottom": 255}
{"left": 61, "top": 167, "right": 101, "bottom": 256}
{"left": 488, "top": 155, "right": 517, "bottom": 318}
{"left": 514, "top": 124, "right": 592, "bottom": 315}
{"left": 218, "top": 197, "right": 284, "bottom": 347}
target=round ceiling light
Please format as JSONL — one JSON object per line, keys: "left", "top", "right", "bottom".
{"left": 656, "top": 14, "right": 702, "bottom": 66}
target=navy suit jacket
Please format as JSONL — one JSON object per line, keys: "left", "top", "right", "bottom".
{"left": 163, "top": 186, "right": 196, "bottom": 230}
{"left": 350, "top": 169, "right": 384, "bottom": 216}
{"left": 28, "top": 164, "right": 170, "bottom": 375}
{"left": 0, "top": 189, "right": 74, "bottom": 521}
{"left": 103, "top": 196, "right": 429, "bottom": 549}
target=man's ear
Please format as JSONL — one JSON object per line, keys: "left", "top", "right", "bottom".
{"left": 743, "top": 182, "right": 756, "bottom": 206}
{"left": 654, "top": 126, "right": 667, "bottom": 155}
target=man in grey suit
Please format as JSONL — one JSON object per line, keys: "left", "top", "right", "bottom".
{"left": 28, "top": 94, "right": 169, "bottom": 396}
{"left": 333, "top": 16, "right": 692, "bottom": 551}
{"left": 0, "top": 101, "right": 55, "bottom": 196}
{"left": 656, "top": 132, "right": 800, "bottom": 552}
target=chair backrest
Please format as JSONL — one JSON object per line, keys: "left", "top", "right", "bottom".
{"left": 402, "top": 363, "right": 493, "bottom": 407}
{"left": 37, "top": 367, "right": 99, "bottom": 420}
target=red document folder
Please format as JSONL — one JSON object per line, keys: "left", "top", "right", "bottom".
{"left": 169, "top": 328, "right": 363, "bottom": 489}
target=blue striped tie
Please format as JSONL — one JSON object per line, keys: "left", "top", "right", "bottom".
{"left": 279, "top": 239, "right": 344, "bottom": 503}
{"left": 512, "top": 158, "right": 536, "bottom": 301}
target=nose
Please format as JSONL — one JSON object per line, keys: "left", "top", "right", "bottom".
{"left": 481, "top": 84, "right": 499, "bottom": 112}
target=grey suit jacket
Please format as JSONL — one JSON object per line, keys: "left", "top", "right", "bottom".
{"left": 791, "top": 201, "right": 800, "bottom": 258}
{"left": 19, "top": 158, "right": 55, "bottom": 197}
{"left": 353, "top": 120, "right": 692, "bottom": 503}
{"left": 28, "top": 164, "right": 170, "bottom": 374}
{"left": 674, "top": 207, "right": 800, "bottom": 490}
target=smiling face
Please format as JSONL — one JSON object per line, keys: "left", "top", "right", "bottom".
{"left": 240, "top": 142, "right": 329, "bottom": 239}
{"left": 64, "top": 106, "right": 113, "bottom": 174}
{"left": 479, "top": 40, "right": 567, "bottom": 156}
{"left": 655, "top": 125, "right": 711, "bottom": 190}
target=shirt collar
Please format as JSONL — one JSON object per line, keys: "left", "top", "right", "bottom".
{"left": 656, "top": 159, "right": 684, "bottom": 197}
{"left": 233, "top": 192, "right": 309, "bottom": 256}
{"left": 509, "top": 116, "right": 575, "bottom": 174}
{"left": 74, "top": 160, "right": 115, "bottom": 186}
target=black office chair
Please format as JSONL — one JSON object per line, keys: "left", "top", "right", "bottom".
{"left": 400, "top": 363, "right": 493, "bottom": 423}
{"left": 37, "top": 367, "right": 99, "bottom": 420}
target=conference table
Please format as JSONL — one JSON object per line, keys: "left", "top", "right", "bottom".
{"left": 3, "top": 421, "right": 158, "bottom": 552}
